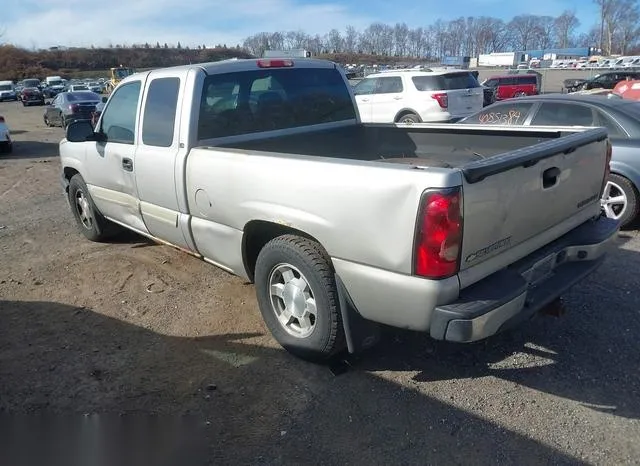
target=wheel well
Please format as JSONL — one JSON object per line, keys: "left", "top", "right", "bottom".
{"left": 241, "top": 220, "right": 322, "bottom": 282}
{"left": 63, "top": 167, "right": 79, "bottom": 192}
{"left": 394, "top": 109, "right": 420, "bottom": 122}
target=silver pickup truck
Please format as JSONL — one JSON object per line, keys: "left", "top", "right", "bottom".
{"left": 59, "top": 57, "right": 619, "bottom": 362}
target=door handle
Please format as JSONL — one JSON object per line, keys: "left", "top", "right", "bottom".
{"left": 542, "top": 167, "right": 561, "bottom": 188}
{"left": 122, "top": 158, "right": 133, "bottom": 172}
{"left": 393, "top": 96, "right": 403, "bottom": 100}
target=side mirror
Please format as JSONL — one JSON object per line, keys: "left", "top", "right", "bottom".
{"left": 66, "top": 120, "right": 103, "bottom": 143}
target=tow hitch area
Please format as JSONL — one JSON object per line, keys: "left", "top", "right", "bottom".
{"left": 540, "top": 298, "right": 566, "bottom": 317}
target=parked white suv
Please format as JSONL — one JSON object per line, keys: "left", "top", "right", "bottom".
{"left": 352, "top": 70, "right": 484, "bottom": 124}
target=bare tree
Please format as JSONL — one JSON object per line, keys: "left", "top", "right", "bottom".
{"left": 508, "top": 15, "right": 540, "bottom": 50}
{"left": 241, "top": 10, "right": 640, "bottom": 61}
{"left": 393, "top": 23, "right": 409, "bottom": 56}
{"left": 534, "top": 16, "right": 555, "bottom": 49}
{"left": 614, "top": 2, "right": 640, "bottom": 53}
{"left": 595, "top": 0, "right": 636, "bottom": 54}
{"left": 554, "top": 10, "right": 580, "bottom": 48}
{"left": 343, "top": 25, "right": 359, "bottom": 53}
{"left": 326, "top": 29, "right": 343, "bottom": 53}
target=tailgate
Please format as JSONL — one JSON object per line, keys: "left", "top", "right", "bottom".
{"left": 448, "top": 88, "right": 483, "bottom": 117}
{"left": 458, "top": 127, "right": 608, "bottom": 279}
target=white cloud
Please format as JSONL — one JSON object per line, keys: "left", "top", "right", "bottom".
{"left": 3, "top": 0, "right": 375, "bottom": 49}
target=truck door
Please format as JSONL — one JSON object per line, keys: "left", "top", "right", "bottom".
{"left": 84, "top": 79, "right": 148, "bottom": 233}
{"left": 133, "top": 70, "right": 194, "bottom": 251}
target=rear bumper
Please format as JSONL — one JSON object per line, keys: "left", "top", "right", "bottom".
{"left": 430, "top": 216, "right": 619, "bottom": 342}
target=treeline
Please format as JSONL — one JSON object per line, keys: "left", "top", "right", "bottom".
{"left": 244, "top": 1, "right": 640, "bottom": 58}
{"left": 0, "top": 44, "right": 252, "bottom": 80}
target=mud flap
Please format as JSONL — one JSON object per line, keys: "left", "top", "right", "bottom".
{"left": 335, "top": 274, "right": 381, "bottom": 354}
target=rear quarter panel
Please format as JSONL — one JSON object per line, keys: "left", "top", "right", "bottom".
{"left": 185, "top": 148, "right": 461, "bottom": 275}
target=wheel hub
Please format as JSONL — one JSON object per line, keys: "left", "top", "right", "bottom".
{"left": 282, "top": 282, "right": 306, "bottom": 318}
{"left": 268, "top": 264, "right": 317, "bottom": 338}
{"left": 600, "top": 181, "right": 627, "bottom": 221}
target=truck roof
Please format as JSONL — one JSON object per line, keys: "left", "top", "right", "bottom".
{"left": 119, "top": 58, "right": 338, "bottom": 85}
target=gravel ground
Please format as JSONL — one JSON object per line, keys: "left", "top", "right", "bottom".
{"left": 1, "top": 101, "right": 639, "bottom": 465}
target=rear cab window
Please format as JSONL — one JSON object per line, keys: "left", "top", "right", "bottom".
{"left": 197, "top": 67, "right": 356, "bottom": 140}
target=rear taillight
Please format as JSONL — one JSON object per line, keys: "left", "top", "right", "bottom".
{"left": 601, "top": 139, "right": 612, "bottom": 196}
{"left": 69, "top": 104, "right": 80, "bottom": 113}
{"left": 431, "top": 92, "right": 448, "bottom": 109}
{"left": 414, "top": 188, "right": 462, "bottom": 279}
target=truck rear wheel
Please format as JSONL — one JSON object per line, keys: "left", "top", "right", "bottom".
{"left": 254, "top": 235, "right": 345, "bottom": 361}
{"left": 68, "top": 174, "right": 119, "bottom": 242}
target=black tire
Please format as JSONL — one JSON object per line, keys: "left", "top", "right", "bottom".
{"left": 68, "top": 174, "right": 118, "bottom": 241}
{"left": 22, "top": 101, "right": 27, "bottom": 107}
{"left": 602, "top": 173, "right": 638, "bottom": 228}
{"left": 254, "top": 235, "right": 346, "bottom": 362}
{"left": 0, "top": 143, "right": 11, "bottom": 155}
{"left": 396, "top": 113, "right": 421, "bottom": 124}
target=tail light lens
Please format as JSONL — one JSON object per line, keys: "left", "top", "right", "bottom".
{"left": 414, "top": 188, "right": 462, "bottom": 279}
{"left": 257, "top": 59, "right": 294, "bottom": 68}
{"left": 431, "top": 92, "right": 448, "bottom": 109}
{"left": 601, "top": 139, "right": 612, "bottom": 196}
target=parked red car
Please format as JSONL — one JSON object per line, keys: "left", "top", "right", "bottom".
{"left": 20, "top": 87, "right": 45, "bottom": 106}
{"left": 481, "top": 74, "right": 539, "bottom": 105}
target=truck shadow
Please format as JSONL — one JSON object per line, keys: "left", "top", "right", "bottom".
{"left": 0, "top": 299, "right": 580, "bottom": 465}
{"left": 3, "top": 141, "right": 60, "bottom": 159}
{"left": 357, "top": 232, "right": 640, "bottom": 420}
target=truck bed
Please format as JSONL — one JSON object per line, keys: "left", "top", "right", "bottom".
{"left": 219, "top": 123, "right": 576, "bottom": 170}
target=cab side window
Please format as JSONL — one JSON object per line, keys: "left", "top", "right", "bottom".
{"left": 374, "top": 77, "right": 403, "bottom": 94}
{"left": 142, "top": 77, "right": 180, "bottom": 147}
{"left": 353, "top": 78, "right": 377, "bottom": 95}
{"left": 100, "top": 81, "right": 141, "bottom": 144}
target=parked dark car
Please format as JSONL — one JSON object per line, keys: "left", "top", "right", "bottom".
{"left": 20, "top": 87, "right": 45, "bottom": 106}
{"left": 459, "top": 94, "right": 640, "bottom": 227}
{"left": 564, "top": 71, "right": 640, "bottom": 93}
{"left": 43, "top": 91, "right": 102, "bottom": 128}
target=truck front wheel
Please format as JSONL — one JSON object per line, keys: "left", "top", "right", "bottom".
{"left": 68, "top": 174, "right": 118, "bottom": 241}
{"left": 254, "top": 235, "right": 346, "bottom": 362}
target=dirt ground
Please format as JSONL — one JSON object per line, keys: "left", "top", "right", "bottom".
{"left": 1, "top": 101, "right": 639, "bottom": 465}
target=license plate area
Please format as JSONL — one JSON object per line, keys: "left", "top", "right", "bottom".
{"left": 524, "top": 254, "right": 557, "bottom": 287}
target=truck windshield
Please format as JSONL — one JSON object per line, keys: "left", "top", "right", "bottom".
{"left": 23, "top": 80, "right": 40, "bottom": 87}
{"left": 0, "top": 85, "right": 12, "bottom": 91}
{"left": 197, "top": 67, "right": 356, "bottom": 139}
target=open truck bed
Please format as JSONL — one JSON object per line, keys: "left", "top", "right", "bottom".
{"left": 219, "top": 123, "right": 594, "bottom": 171}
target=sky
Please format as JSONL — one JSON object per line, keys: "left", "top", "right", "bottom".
{"left": 3, "top": 0, "right": 601, "bottom": 49}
